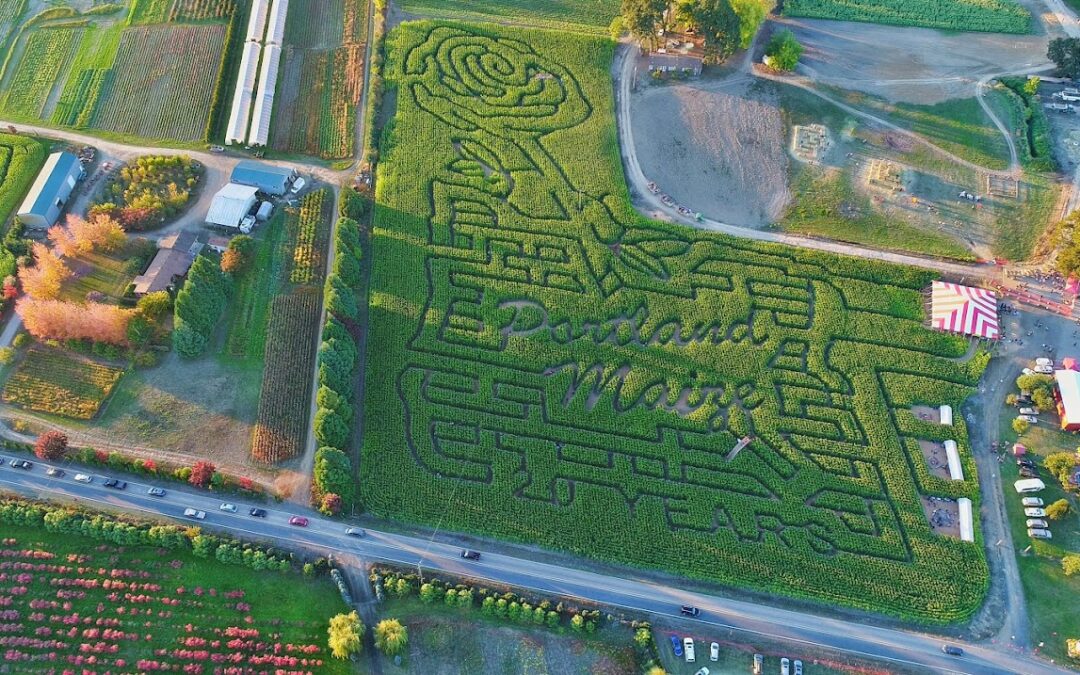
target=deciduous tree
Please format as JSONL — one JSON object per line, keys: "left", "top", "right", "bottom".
{"left": 18, "top": 243, "right": 72, "bottom": 300}
{"left": 327, "top": 611, "right": 364, "bottom": 659}
{"left": 34, "top": 431, "right": 68, "bottom": 460}
{"left": 730, "top": 0, "right": 769, "bottom": 49}
{"left": 621, "top": 0, "right": 667, "bottom": 48}
{"left": 1046, "top": 498, "right": 1072, "bottom": 520}
{"left": 1063, "top": 553, "right": 1080, "bottom": 576}
{"left": 764, "top": 29, "right": 802, "bottom": 72}
{"left": 189, "top": 460, "right": 216, "bottom": 489}
{"left": 1049, "top": 37, "right": 1080, "bottom": 79}
{"left": 17, "top": 298, "right": 135, "bottom": 345}
{"left": 373, "top": 619, "right": 408, "bottom": 656}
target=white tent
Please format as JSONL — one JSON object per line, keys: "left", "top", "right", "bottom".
{"left": 939, "top": 404, "right": 953, "bottom": 426}
{"left": 225, "top": 42, "right": 261, "bottom": 145}
{"left": 943, "top": 440, "right": 963, "bottom": 481}
{"left": 245, "top": 0, "right": 269, "bottom": 42}
{"left": 1056, "top": 369, "right": 1080, "bottom": 431}
{"left": 247, "top": 44, "right": 281, "bottom": 146}
{"left": 265, "top": 0, "right": 289, "bottom": 45}
{"left": 958, "top": 498, "right": 974, "bottom": 543}
{"left": 206, "top": 183, "right": 258, "bottom": 228}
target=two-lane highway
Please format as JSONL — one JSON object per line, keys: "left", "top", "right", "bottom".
{"left": 0, "top": 459, "right": 1065, "bottom": 675}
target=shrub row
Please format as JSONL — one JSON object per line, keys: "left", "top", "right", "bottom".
{"left": 173, "top": 254, "right": 231, "bottom": 357}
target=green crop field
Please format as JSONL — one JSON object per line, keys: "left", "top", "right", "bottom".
{"left": 363, "top": 21, "right": 991, "bottom": 623}
{"left": 784, "top": 0, "right": 1031, "bottom": 33}
{"left": 0, "top": 132, "right": 44, "bottom": 225}
{"left": 398, "top": 0, "right": 618, "bottom": 34}
{"left": 0, "top": 25, "right": 82, "bottom": 118}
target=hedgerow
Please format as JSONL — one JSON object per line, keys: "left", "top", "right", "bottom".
{"left": 173, "top": 254, "right": 231, "bottom": 358}
{"left": 363, "top": 21, "right": 990, "bottom": 623}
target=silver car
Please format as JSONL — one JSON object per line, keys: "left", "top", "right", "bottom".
{"left": 1026, "top": 518, "right": 1049, "bottom": 529}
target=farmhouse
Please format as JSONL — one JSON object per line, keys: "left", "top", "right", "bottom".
{"left": 132, "top": 231, "right": 202, "bottom": 295}
{"left": 206, "top": 183, "right": 259, "bottom": 229}
{"left": 17, "top": 151, "right": 84, "bottom": 229}
{"left": 230, "top": 160, "right": 295, "bottom": 196}
{"left": 1054, "top": 368, "right": 1080, "bottom": 431}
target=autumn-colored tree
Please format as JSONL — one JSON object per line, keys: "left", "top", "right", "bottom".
{"left": 2, "top": 276, "right": 17, "bottom": 301}
{"left": 17, "top": 298, "right": 135, "bottom": 345}
{"left": 320, "top": 492, "right": 342, "bottom": 515}
{"left": 220, "top": 248, "right": 244, "bottom": 274}
{"left": 327, "top": 611, "right": 364, "bottom": 659}
{"left": 18, "top": 243, "right": 72, "bottom": 300}
{"left": 34, "top": 431, "right": 68, "bottom": 460}
{"left": 47, "top": 224, "right": 80, "bottom": 258}
{"left": 373, "top": 619, "right": 408, "bottom": 656}
{"left": 189, "top": 460, "right": 216, "bottom": 488}
{"left": 67, "top": 213, "right": 126, "bottom": 253}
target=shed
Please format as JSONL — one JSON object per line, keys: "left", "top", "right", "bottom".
{"left": 939, "top": 404, "right": 953, "bottom": 426}
{"left": 17, "top": 151, "right": 84, "bottom": 229}
{"left": 1012, "top": 443, "right": 1027, "bottom": 456}
{"left": 957, "top": 498, "right": 974, "bottom": 543}
{"left": 230, "top": 160, "right": 294, "bottom": 195}
{"left": 1055, "top": 369, "right": 1080, "bottom": 431}
{"left": 943, "top": 440, "right": 963, "bottom": 481}
{"left": 206, "top": 234, "right": 231, "bottom": 253}
{"left": 132, "top": 231, "right": 202, "bottom": 295}
{"left": 256, "top": 201, "right": 273, "bottom": 221}
{"left": 206, "top": 183, "right": 258, "bottom": 228}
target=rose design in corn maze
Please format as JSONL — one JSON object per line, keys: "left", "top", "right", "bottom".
{"left": 369, "top": 23, "right": 989, "bottom": 620}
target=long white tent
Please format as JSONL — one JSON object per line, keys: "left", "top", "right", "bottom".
{"left": 245, "top": 0, "right": 269, "bottom": 42}
{"left": 247, "top": 43, "right": 281, "bottom": 147}
{"left": 225, "top": 41, "right": 261, "bottom": 145}
{"left": 943, "top": 440, "right": 963, "bottom": 481}
{"left": 265, "top": 0, "right": 288, "bottom": 45}
{"left": 958, "top": 498, "right": 974, "bottom": 543}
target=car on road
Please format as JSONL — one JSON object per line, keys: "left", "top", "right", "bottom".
{"left": 46, "top": 467, "right": 64, "bottom": 478}
{"left": 461, "top": 549, "right": 481, "bottom": 560}
{"left": 781, "top": 657, "right": 790, "bottom": 675}
{"left": 794, "top": 659, "right": 803, "bottom": 675}
{"left": 1019, "top": 415, "right": 1038, "bottom": 424}
{"left": 1022, "top": 497, "right": 1044, "bottom": 507}
{"left": 288, "top": 516, "right": 308, "bottom": 527}
{"left": 1028, "top": 528, "right": 1053, "bottom": 539}
{"left": 710, "top": 641, "right": 719, "bottom": 661}
{"left": 694, "top": 669, "right": 710, "bottom": 675}
{"left": 183, "top": 508, "right": 206, "bottom": 520}
{"left": 753, "top": 654, "right": 763, "bottom": 675}
{"left": 345, "top": 527, "right": 365, "bottom": 537}
{"left": 680, "top": 605, "right": 700, "bottom": 617}
{"left": 147, "top": 487, "right": 166, "bottom": 497}
{"left": 73, "top": 473, "right": 92, "bottom": 483}
{"left": 248, "top": 507, "right": 267, "bottom": 518}
{"left": 219, "top": 502, "right": 237, "bottom": 513}
{"left": 670, "top": 635, "right": 682, "bottom": 657}
{"left": 1025, "top": 507, "right": 1047, "bottom": 518}
{"left": 10, "top": 459, "right": 32, "bottom": 470}
{"left": 942, "top": 644, "right": 964, "bottom": 656}
{"left": 102, "top": 479, "right": 127, "bottom": 490}
{"left": 1026, "top": 518, "right": 1049, "bottom": 529}
{"left": 683, "top": 637, "right": 695, "bottom": 663}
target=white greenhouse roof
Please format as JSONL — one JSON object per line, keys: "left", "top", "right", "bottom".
{"left": 206, "top": 183, "right": 258, "bottom": 227}
{"left": 246, "top": 0, "right": 269, "bottom": 42}
{"left": 958, "top": 498, "right": 974, "bottom": 543}
{"left": 248, "top": 44, "right": 281, "bottom": 146}
{"left": 265, "top": 0, "right": 289, "bottom": 45}
{"left": 225, "top": 41, "right": 262, "bottom": 144}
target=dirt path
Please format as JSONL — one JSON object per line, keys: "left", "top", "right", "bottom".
{"left": 975, "top": 65, "right": 1059, "bottom": 175}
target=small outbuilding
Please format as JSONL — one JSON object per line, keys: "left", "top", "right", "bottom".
{"left": 230, "top": 160, "right": 295, "bottom": 196}
{"left": 957, "top": 497, "right": 974, "bottom": 543}
{"left": 1012, "top": 443, "right": 1027, "bottom": 456}
{"left": 943, "top": 440, "right": 963, "bottom": 481}
{"left": 647, "top": 52, "right": 703, "bottom": 76}
{"left": 206, "top": 183, "right": 259, "bottom": 229}
{"left": 939, "top": 404, "right": 953, "bottom": 426}
{"left": 17, "top": 151, "right": 84, "bottom": 229}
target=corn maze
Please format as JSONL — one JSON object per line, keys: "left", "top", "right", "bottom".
{"left": 364, "top": 22, "right": 991, "bottom": 622}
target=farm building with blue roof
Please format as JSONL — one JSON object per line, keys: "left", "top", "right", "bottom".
{"left": 17, "top": 151, "right": 83, "bottom": 229}
{"left": 230, "top": 160, "right": 296, "bottom": 196}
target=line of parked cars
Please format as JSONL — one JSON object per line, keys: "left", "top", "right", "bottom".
{"left": 1014, "top": 456, "right": 1053, "bottom": 539}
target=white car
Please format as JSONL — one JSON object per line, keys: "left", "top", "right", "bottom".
{"left": 147, "top": 487, "right": 166, "bottom": 497}
{"left": 1019, "top": 415, "right": 1038, "bottom": 424}
{"left": 1019, "top": 407, "right": 1038, "bottom": 416}
{"left": 694, "top": 669, "right": 710, "bottom": 675}
{"left": 1035, "top": 365, "right": 1054, "bottom": 374}
{"left": 183, "top": 508, "right": 206, "bottom": 520}
{"left": 781, "top": 657, "right": 790, "bottom": 675}
{"left": 1036, "top": 357, "right": 1053, "bottom": 367}
{"left": 1028, "top": 528, "right": 1052, "bottom": 539}
{"left": 73, "top": 473, "right": 92, "bottom": 483}
{"left": 1022, "top": 497, "right": 1044, "bottom": 507}
{"left": 1025, "top": 507, "right": 1047, "bottom": 518}
{"left": 219, "top": 503, "right": 237, "bottom": 513}
{"left": 684, "top": 637, "right": 695, "bottom": 663}
{"left": 794, "top": 660, "right": 803, "bottom": 675}
{"left": 1026, "top": 518, "right": 1049, "bottom": 529}
{"left": 710, "top": 641, "right": 719, "bottom": 661}
{"left": 290, "top": 177, "right": 306, "bottom": 194}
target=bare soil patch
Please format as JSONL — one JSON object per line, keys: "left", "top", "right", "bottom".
{"left": 922, "top": 496, "right": 962, "bottom": 539}
{"left": 630, "top": 77, "right": 789, "bottom": 227}
{"left": 910, "top": 405, "right": 940, "bottom": 424}
{"left": 918, "top": 439, "right": 952, "bottom": 480}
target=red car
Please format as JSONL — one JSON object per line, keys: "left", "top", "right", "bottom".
{"left": 288, "top": 516, "right": 308, "bottom": 527}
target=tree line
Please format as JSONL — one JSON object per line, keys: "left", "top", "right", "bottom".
{"left": 619, "top": 0, "right": 772, "bottom": 63}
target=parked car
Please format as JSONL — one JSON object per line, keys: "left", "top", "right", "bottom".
{"left": 1020, "top": 467, "right": 1039, "bottom": 479}
{"left": 753, "top": 654, "right": 763, "bottom": 675}
{"left": 942, "top": 644, "right": 964, "bottom": 656}
{"left": 1036, "top": 357, "right": 1053, "bottom": 366}
{"left": 219, "top": 503, "right": 237, "bottom": 513}
{"left": 1019, "top": 407, "right": 1038, "bottom": 416}
{"left": 1017, "top": 458, "right": 1036, "bottom": 468}
{"left": 461, "top": 549, "right": 481, "bottom": 560}
{"left": 1028, "top": 528, "right": 1053, "bottom": 539}
{"left": 10, "top": 459, "right": 32, "bottom": 470}
{"left": 1035, "top": 365, "right": 1054, "bottom": 374}
{"left": 46, "top": 467, "right": 64, "bottom": 478}
{"left": 680, "top": 605, "right": 700, "bottom": 617}
{"left": 1022, "top": 497, "right": 1044, "bottom": 507}
{"left": 683, "top": 637, "right": 695, "bottom": 663}
{"left": 290, "top": 177, "right": 306, "bottom": 194}
{"left": 781, "top": 657, "right": 790, "bottom": 675}
{"left": 1026, "top": 518, "right": 1049, "bottom": 529}
{"left": 73, "top": 473, "right": 92, "bottom": 483}
{"left": 345, "top": 528, "right": 365, "bottom": 537}
{"left": 794, "top": 660, "right": 803, "bottom": 675}
{"left": 147, "top": 487, "right": 166, "bottom": 497}
{"left": 288, "top": 516, "right": 308, "bottom": 527}
{"left": 183, "top": 508, "right": 206, "bottom": 520}
{"left": 102, "top": 479, "right": 126, "bottom": 490}
{"left": 710, "top": 641, "right": 719, "bottom": 661}
{"left": 1019, "top": 415, "right": 1038, "bottom": 424}
{"left": 694, "top": 669, "right": 710, "bottom": 675}
{"left": 248, "top": 507, "right": 267, "bottom": 518}
{"left": 670, "top": 635, "right": 683, "bottom": 657}
{"left": 1025, "top": 507, "right": 1047, "bottom": 517}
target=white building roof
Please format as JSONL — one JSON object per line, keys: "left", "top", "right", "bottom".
{"left": 939, "top": 404, "right": 953, "bottom": 426}
{"left": 247, "top": 43, "right": 281, "bottom": 146}
{"left": 245, "top": 0, "right": 269, "bottom": 42}
{"left": 943, "top": 440, "right": 963, "bottom": 481}
{"left": 265, "top": 0, "right": 289, "bottom": 45}
{"left": 958, "top": 497, "right": 974, "bottom": 543}
{"left": 206, "top": 183, "right": 258, "bottom": 227}
{"left": 225, "top": 41, "right": 262, "bottom": 145}
{"left": 1056, "top": 369, "right": 1080, "bottom": 423}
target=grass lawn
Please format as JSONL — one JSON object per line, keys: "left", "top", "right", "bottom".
{"left": 0, "top": 521, "right": 350, "bottom": 670}
{"left": 224, "top": 210, "right": 287, "bottom": 360}
{"left": 998, "top": 408, "right": 1080, "bottom": 664}
{"left": 61, "top": 249, "right": 134, "bottom": 303}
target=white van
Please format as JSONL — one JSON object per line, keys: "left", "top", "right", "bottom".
{"left": 1014, "top": 478, "right": 1046, "bottom": 493}
{"left": 684, "top": 637, "right": 695, "bottom": 663}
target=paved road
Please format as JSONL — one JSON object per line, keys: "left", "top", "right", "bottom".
{"left": 0, "top": 462, "right": 1067, "bottom": 675}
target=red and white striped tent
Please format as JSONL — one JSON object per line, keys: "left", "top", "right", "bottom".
{"left": 930, "top": 281, "right": 999, "bottom": 339}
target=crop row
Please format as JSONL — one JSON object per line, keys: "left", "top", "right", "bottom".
{"left": 251, "top": 288, "right": 322, "bottom": 463}
{"left": 1, "top": 348, "right": 123, "bottom": 419}
{"left": 169, "top": 0, "right": 235, "bottom": 22}
{"left": 783, "top": 0, "right": 1031, "bottom": 33}
{"left": 362, "top": 21, "right": 990, "bottom": 623}
{"left": 286, "top": 188, "right": 332, "bottom": 285}
{"left": 2, "top": 25, "right": 81, "bottom": 117}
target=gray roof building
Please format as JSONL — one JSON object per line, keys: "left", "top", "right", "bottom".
{"left": 17, "top": 151, "right": 84, "bottom": 229}
{"left": 230, "top": 160, "right": 295, "bottom": 196}
{"left": 132, "top": 231, "right": 203, "bottom": 295}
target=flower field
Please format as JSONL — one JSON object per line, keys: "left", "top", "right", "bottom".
{"left": 363, "top": 21, "right": 992, "bottom": 623}
{"left": 251, "top": 288, "right": 322, "bottom": 463}
{"left": 0, "top": 522, "right": 350, "bottom": 672}
{"left": 783, "top": 0, "right": 1031, "bottom": 33}
{"left": 2, "top": 348, "right": 123, "bottom": 419}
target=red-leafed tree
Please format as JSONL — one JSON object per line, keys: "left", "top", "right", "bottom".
{"left": 17, "top": 298, "right": 136, "bottom": 345}
{"left": 320, "top": 493, "right": 342, "bottom": 516}
{"left": 18, "top": 243, "right": 72, "bottom": 300}
{"left": 189, "top": 460, "right": 216, "bottom": 488}
{"left": 34, "top": 431, "right": 68, "bottom": 460}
